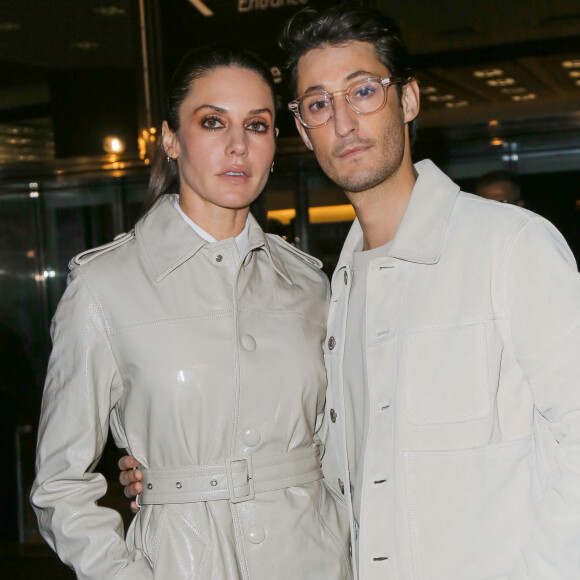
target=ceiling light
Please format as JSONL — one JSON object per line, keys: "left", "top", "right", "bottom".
{"left": 488, "top": 120, "right": 499, "bottom": 127}
{"left": 490, "top": 138, "right": 503, "bottom": 146}
{"left": 511, "top": 93, "right": 537, "bottom": 101}
{"left": 500, "top": 87, "right": 527, "bottom": 95}
{"left": 0, "top": 22, "right": 21, "bottom": 31}
{"left": 562, "top": 59, "right": 580, "bottom": 69}
{"left": 428, "top": 94, "right": 455, "bottom": 102}
{"left": 445, "top": 100, "right": 469, "bottom": 108}
{"left": 420, "top": 86, "right": 438, "bottom": 95}
{"left": 71, "top": 41, "right": 99, "bottom": 50}
{"left": 487, "top": 78, "right": 515, "bottom": 87}
{"left": 474, "top": 68, "right": 503, "bottom": 78}
{"left": 576, "top": 80, "right": 580, "bottom": 87}
{"left": 103, "top": 136, "right": 125, "bottom": 154}
{"left": 569, "top": 71, "right": 580, "bottom": 78}
{"left": 92, "top": 6, "right": 126, "bottom": 16}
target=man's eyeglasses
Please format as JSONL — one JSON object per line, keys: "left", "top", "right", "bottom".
{"left": 288, "top": 76, "right": 408, "bottom": 129}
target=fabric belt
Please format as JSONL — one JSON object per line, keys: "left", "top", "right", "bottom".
{"left": 136, "top": 446, "right": 322, "bottom": 506}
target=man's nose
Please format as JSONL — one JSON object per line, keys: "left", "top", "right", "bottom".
{"left": 332, "top": 96, "right": 358, "bottom": 137}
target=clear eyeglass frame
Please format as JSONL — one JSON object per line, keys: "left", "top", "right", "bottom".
{"left": 288, "top": 76, "right": 408, "bottom": 129}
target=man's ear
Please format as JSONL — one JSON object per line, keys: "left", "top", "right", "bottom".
{"left": 162, "top": 121, "right": 178, "bottom": 158}
{"left": 294, "top": 117, "right": 314, "bottom": 151}
{"left": 402, "top": 79, "right": 420, "bottom": 124}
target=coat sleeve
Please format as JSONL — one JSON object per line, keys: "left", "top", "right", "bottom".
{"left": 504, "top": 217, "right": 580, "bottom": 579}
{"left": 30, "top": 270, "right": 153, "bottom": 580}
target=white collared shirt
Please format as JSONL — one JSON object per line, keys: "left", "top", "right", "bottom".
{"left": 173, "top": 198, "right": 250, "bottom": 259}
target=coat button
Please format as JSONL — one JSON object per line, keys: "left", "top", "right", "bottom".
{"left": 215, "top": 255, "right": 223, "bottom": 263}
{"left": 243, "top": 429, "right": 261, "bottom": 447}
{"left": 247, "top": 525, "right": 265, "bottom": 544}
{"left": 330, "top": 409, "right": 337, "bottom": 423}
{"left": 338, "top": 478, "right": 344, "bottom": 494}
{"left": 241, "top": 334, "right": 256, "bottom": 351}
{"left": 328, "top": 336, "right": 336, "bottom": 350}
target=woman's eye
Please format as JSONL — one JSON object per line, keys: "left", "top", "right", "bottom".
{"left": 202, "top": 116, "right": 224, "bottom": 129}
{"left": 247, "top": 121, "right": 268, "bottom": 133}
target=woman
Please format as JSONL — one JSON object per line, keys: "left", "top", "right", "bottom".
{"left": 31, "top": 45, "right": 352, "bottom": 580}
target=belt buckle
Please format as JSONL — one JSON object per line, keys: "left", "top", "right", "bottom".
{"left": 225, "top": 456, "right": 255, "bottom": 503}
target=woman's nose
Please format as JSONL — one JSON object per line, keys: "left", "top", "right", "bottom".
{"left": 226, "top": 127, "right": 249, "bottom": 157}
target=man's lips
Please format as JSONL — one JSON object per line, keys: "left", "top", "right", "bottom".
{"left": 335, "top": 141, "right": 373, "bottom": 158}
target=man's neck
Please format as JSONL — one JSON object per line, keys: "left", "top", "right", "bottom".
{"left": 346, "top": 159, "right": 418, "bottom": 251}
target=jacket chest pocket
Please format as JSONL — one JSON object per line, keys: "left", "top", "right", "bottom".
{"left": 403, "top": 322, "right": 491, "bottom": 425}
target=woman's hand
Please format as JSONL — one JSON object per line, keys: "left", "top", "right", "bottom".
{"left": 118, "top": 455, "right": 143, "bottom": 514}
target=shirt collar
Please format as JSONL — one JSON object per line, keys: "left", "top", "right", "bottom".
{"left": 337, "top": 159, "right": 460, "bottom": 270}
{"left": 135, "top": 194, "right": 291, "bottom": 283}
{"left": 173, "top": 197, "right": 250, "bottom": 258}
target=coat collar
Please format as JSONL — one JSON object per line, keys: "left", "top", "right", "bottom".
{"left": 337, "top": 159, "right": 460, "bottom": 269}
{"left": 136, "top": 195, "right": 292, "bottom": 283}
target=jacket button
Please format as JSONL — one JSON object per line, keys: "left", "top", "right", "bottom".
{"left": 215, "top": 255, "right": 223, "bottom": 263}
{"left": 338, "top": 478, "right": 344, "bottom": 494}
{"left": 330, "top": 409, "right": 337, "bottom": 423}
{"left": 328, "top": 336, "right": 336, "bottom": 350}
{"left": 241, "top": 334, "right": 256, "bottom": 351}
{"left": 247, "top": 525, "right": 265, "bottom": 544}
{"left": 243, "top": 429, "right": 261, "bottom": 447}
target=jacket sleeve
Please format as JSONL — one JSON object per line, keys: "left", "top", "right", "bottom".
{"left": 504, "top": 217, "right": 580, "bottom": 579}
{"left": 30, "top": 270, "right": 153, "bottom": 580}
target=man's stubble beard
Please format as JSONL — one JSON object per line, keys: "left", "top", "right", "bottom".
{"left": 315, "top": 115, "right": 406, "bottom": 195}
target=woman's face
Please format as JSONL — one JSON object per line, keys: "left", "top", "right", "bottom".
{"left": 163, "top": 66, "right": 276, "bottom": 216}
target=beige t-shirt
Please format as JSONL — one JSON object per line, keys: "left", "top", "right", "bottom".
{"left": 344, "top": 239, "right": 392, "bottom": 526}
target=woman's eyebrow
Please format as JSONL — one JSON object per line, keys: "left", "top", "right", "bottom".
{"left": 249, "top": 108, "right": 272, "bottom": 116}
{"left": 194, "top": 104, "right": 227, "bottom": 113}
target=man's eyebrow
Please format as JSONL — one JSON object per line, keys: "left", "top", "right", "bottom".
{"left": 302, "top": 71, "right": 381, "bottom": 94}
{"left": 345, "top": 70, "right": 377, "bottom": 81}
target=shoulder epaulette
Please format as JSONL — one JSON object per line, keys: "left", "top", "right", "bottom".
{"left": 68, "top": 230, "right": 135, "bottom": 270}
{"left": 266, "top": 234, "right": 323, "bottom": 269}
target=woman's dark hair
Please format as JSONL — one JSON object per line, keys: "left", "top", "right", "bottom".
{"left": 141, "top": 44, "right": 277, "bottom": 218}
{"left": 279, "top": 3, "right": 417, "bottom": 145}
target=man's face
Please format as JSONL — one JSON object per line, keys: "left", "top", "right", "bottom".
{"left": 294, "top": 41, "right": 419, "bottom": 194}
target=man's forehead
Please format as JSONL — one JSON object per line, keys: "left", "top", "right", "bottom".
{"left": 296, "top": 41, "right": 387, "bottom": 90}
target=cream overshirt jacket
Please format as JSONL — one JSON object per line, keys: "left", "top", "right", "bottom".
{"left": 321, "top": 160, "right": 580, "bottom": 580}
{"left": 31, "top": 195, "right": 352, "bottom": 580}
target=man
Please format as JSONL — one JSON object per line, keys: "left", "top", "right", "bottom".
{"left": 121, "top": 5, "right": 580, "bottom": 579}
{"left": 475, "top": 170, "right": 524, "bottom": 205}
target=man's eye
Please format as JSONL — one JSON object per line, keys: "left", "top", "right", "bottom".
{"left": 355, "top": 85, "right": 375, "bottom": 98}
{"left": 309, "top": 99, "right": 329, "bottom": 112}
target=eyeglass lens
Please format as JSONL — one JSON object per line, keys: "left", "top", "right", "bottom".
{"left": 299, "top": 79, "right": 387, "bottom": 127}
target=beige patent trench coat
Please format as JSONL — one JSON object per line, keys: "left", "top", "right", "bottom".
{"left": 31, "top": 195, "right": 352, "bottom": 580}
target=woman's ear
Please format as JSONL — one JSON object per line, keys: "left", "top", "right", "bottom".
{"left": 162, "top": 121, "right": 178, "bottom": 159}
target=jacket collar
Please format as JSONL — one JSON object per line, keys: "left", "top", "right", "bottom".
{"left": 136, "top": 195, "right": 292, "bottom": 283}
{"left": 337, "top": 159, "right": 460, "bottom": 269}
